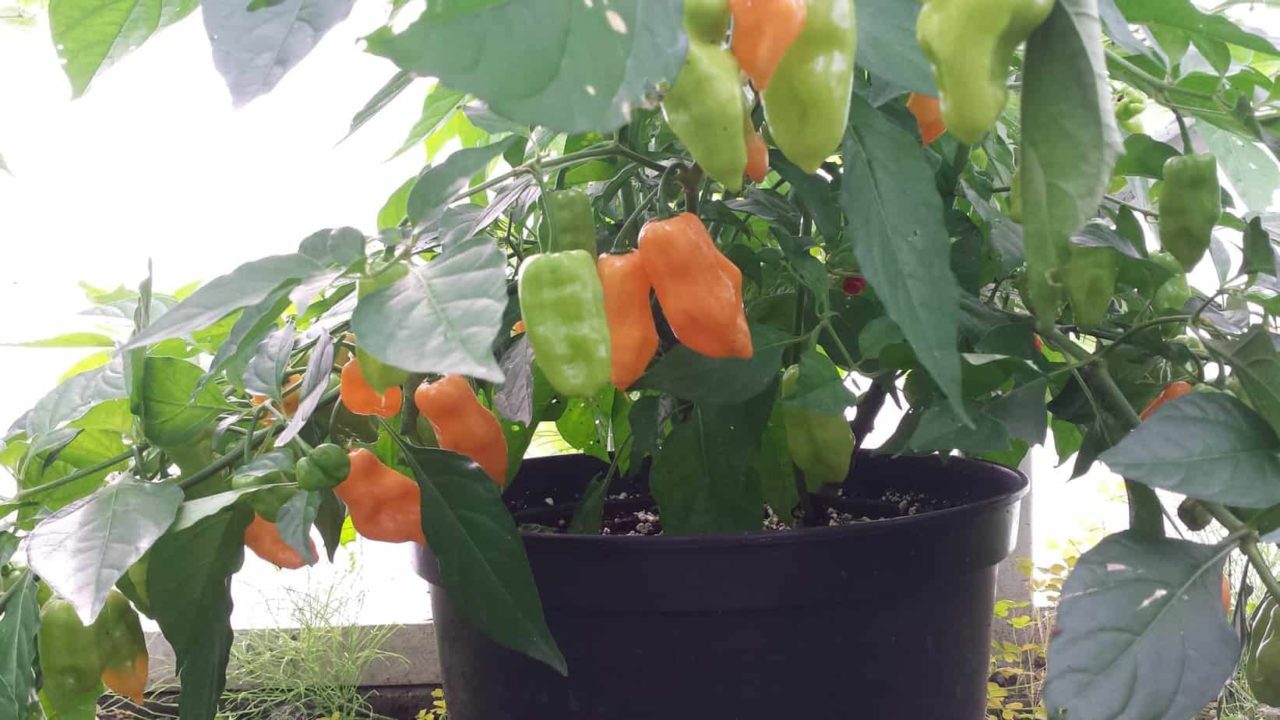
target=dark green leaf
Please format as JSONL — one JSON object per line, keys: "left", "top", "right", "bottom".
{"left": 392, "top": 84, "right": 468, "bottom": 159}
{"left": 27, "top": 479, "right": 182, "bottom": 624}
{"left": 407, "top": 138, "right": 519, "bottom": 224}
{"left": 1115, "top": 0, "right": 1279, "bottom": 54}
{"left": 1021, "top": 0, "right": 1122, "bottom": 326}
{"left": 637, "top": 324, "right": 789, "bottom": 404}
{"left": 141, "top": 357, "right": 233, "bottom": 447}
{"left": 1112, "top": 134, "right": 1180, "bottom": 179}
{"left": 494, "top": 335, "right": 535, "bottom": 425}
{"left": 755, "top": 409, "right": 797, "bottom": 525}
{"left": 1207, "top": 329, "right": 1280, "bottom": 436}
{"left": 49, "top": 0, "right": 195, "bottom": 96}
{"left": 203, "top": 0, "right": 356, "bottom": 105}
{"left": 1242, "top": 217, "right": 1276, "bottom": 277}
{"left": 275, "top": 490, "right": 320, "bottom": 565}
{"left": 150, "top": 508, "right": 250, "bottom": 720}
{"left": 906, "top": 404, "right": 1010, "bottom": 453}
{"left": 1100, "top": 392, "right": 1280, "bottom": 507}
{"left": 365, "top": 0, "right": 686, "bottom": 133}
{"left": 854, "top": 0, "right": 934, "bottom": 95}
{"left": 843, "top": 95, "right": 965, "bottom": 419}
{"left": 628, "top": 395, "right": 663, "bottom": 471}
{"left": 650, "top": 388, "right": 775, "bottom": 535}
{"left": 0, "top": 572, "right": 38, "bottom": 720}
{"left": 781, "top": 349, "right": 856, "bottom": 415}
{"left": 1043, "top": 531, "right": 1239, "bottom": 720}
{"left": 400, "top": 445, "right": 566, "bottom": 673}
{"left": 988, "top": 378, "right": 1050, "bottom": 446}
{"left": 315, "top": 489, "right": 345, "bottom": 562}
{"left": 352, "top": 235, "right": 508, "bottom": 382}
{"left": 771, "top": 155, "right": 842, "bottom": 241}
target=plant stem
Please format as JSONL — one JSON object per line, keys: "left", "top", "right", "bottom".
{"left": 13, "top": 449, "right": 135, "bottom": 501}
{"left": 1104, "top": 49, "right": 1218, "bottom": 102}
{"left": 1104, "top": 194, "right": 1158, "bottom": 219}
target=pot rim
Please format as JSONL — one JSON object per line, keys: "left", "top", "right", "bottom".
{"left": 512, "top": 453, "right": 1029, "bottom": 550}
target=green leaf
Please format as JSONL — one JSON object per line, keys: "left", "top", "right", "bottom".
{"left": 400, "top": 444, "right": 566, "bottom": 674}
{"left": 343, "top": 70, "right": 416, "bottom": 142}
{"left": 274, "top": 328, "right": 334, "bottom": 447}
{"left": 567, "top": 472, "right": 608, "bottom": 535}
{"left": 298, "top": 227, "right": 366, "bottom": 268}
{"left": 27, "top": 479, "right": 182, "bottom": 625}
{"left": 1242, "top": 217, "right": 1275, "bottom": 277}
{"left": 1201, "top": 123, "right": 1280, "bottom": 215}
{"left": 49, "top": 0, "right": 196, "bottom": 96}
{"left": 1021, "top": 0, "right": 1122, "bottom": 326}
{"left": 0, "top": 572, "right": 38, "bottom": 720}
{"left": 1112, "top": 134, "right": 1180, "bottom": 179}
{"left": 1114, "top": 0, "right": 1279, "bottom": 54}
{"left": 988, "top": 378, "right": 1049, "bottom": 446}
{"left": 378, "top": 176, "right": 416, "bottom": 230}
{"left": 123, "top": 254, "right": 326, "bottom": 349}
{"left": 755, "top": 409, "right": 797, "bottom": 524}
{"left": 275, "top": 490, "right": 320, "bottom": 565}
{"left": 12, "top": 357, "right": 127, "bottom": 440}
{"left": 780, "top": 349, "right": 856, "bottom": 416}
{"left": 150, "top": 508, "right": 249, "bottom": 720}
{"left": 351, "top": 235, "right": 508, "bottom": 382}
{"left": 365, "top": 0, "right": 685, "bottom": 133}
{"left": 1043, "top": 531, "right": 1239, "bottom": 720}
{"left": 199, "top": 283, "right": 292, "bottom": 393}
{"left": 141, "top": 357, "right": 233, "bottom": 447}
{"left": 203, "top": 0, "right": 356, "bottom": 105}
{"left": 1099, "top": 392, "right": 1280, "bottom": 508}
{"left": 842, "top": 95, "right": 965, "bottom": 419}
{"left": 243, "top": 321, "right": 297, "bottom": 400}
{"left": 393, "top": 85, "right": 468, "bottom": 159}
{"left": 171, "top": 487, "right": 264, "bottom": 532}
{"left": 854, "top": 0, "right": 934, "bottom": 95}
{"left": 315, "top": 489, "right": 345, "bottom": 562}
{"left": 494, "top": 336, "right": 535, "bottom": 425}
{"left": 1207, "top": 329, "right": 1280, "bottom": 436}
{"left": 906, "top": 404, "right": 1010, "bottom": 454}
{"left": 5, "top": 332, "right": 116, "bottom": 349}
{"left": 636, "top": 324, "right": 789, "bottom": 405}
{"left": 650, "top": 388, "right": 776, "bottom": 535}
{"left": 407, "top": 137, "right": 520, "bottom": 224}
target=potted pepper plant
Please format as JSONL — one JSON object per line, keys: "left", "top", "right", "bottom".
{"left": 3, "top": 0, "right": 1280, "bottom": 718}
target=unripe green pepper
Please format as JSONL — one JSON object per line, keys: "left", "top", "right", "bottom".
{"left": 1249, "top": 595, "right": 1280, "bottom": 705}
{"left": 917, "top": 0, "right": 1054, "bottom": 144}
{"left": 543, "top": 188, "right": 597, "bottom": 255}
{"left": 296, "top": 443, "right": 351, "bottom": 491}
{"left": 762, "top": 0, "right": 857, "bottom": 174}
{"left": 356, "top": 262, "right": 412, "bottom": 393}
{"left": 230, "top": 449, "right": 297, "bottom": 522}
{"left": 1150, "top": 251, "right": 1192, "bottom": 313}
{"left": 95, "top": 590, "right": 148, "bottom": 703}
{"left": 663, "top": 0, "right": 746, "bottom": 191}
{"left": 518, "top": 250, "right": 612, "bottom": 397}
{"left": 780, "top": 364, "right": 854, "bottom": 489}
{"left": 39, "top": 598, "right": 102, "bottom": 718}
{"left": 1115, "top": 88, "right": 1146, "bottom": 134}
{"left": 1158, "top": 153, "right": 1221, "bottom": 270}
{"left": 1062, "top": 244, "right": 1118, "bottom": 329}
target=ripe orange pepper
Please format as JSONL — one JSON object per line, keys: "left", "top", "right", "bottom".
{"left": 244, "top": 514, "right": 314, "bottom": 570}
{"left": 101, "top": 656, "right": 148, "bottom": 704}
{"left": 744, "top": 118, "right": 769, "bottom": 183}
{"left": 729, "top": 0, "right": 807, "bottom": 91}
{"left": 907, "top": 93, "right": 947, "bottom": 145}
{"left": 340, "top": 358, "right": 403, "bottom": 418}
{"left": 1139, "top": 380, "right": 1193, "bottom": 420}
{"left": 639, "top": 213, "right": 753, "bottom": 359}
{"left": 413, "top": 375, "right": 509, "bottom": 485}
{"left": 512, "top": 319, "right": 526, "bottom": 335}
{"left": 1222, "top": 574, "right": 1232, "bottom": 614}
{"left": 598, "top": 253, "right": 660, "bottom": 390}
{"left": 335, "top": 449, "right": 426, "bottom": 544}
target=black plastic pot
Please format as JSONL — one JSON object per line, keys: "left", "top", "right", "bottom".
{"left": 416, "top": 452, "right": 1028, "bottom": 720}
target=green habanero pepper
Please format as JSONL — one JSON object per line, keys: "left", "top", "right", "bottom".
{"left": 762, "top": 0, "right": 857, "bottom": 174}
{"left": 1249, "top": 595, "right": 1280, "bottom": 705}
{"left": 230, "top": 449, "right": 298, "bottom": 522}
{"left": 780, "top": 364, "right": 854, "bottom": 490}
{"left": 518, "top": 250, "right": 612, "bottom": 397}
{"left": 1150, "top": 251, "right": 1192, "bottom": 313}
{"left": 355, "top": 262, "right": 412, "bottom": 393}
{"left": 1115, "top": 88, "right": 1146, "bottom": 134}
{"left": 917, "top": 0, "right": 1054, "bottom": 144}
{"left": 296, "top": 443, "right": 352, "bottom": 491}
{"left": 543, "top": 188, "right": 597, "bottom": 255}
{"left": 1159, "top": 153, "right": 1221, "bottom": 271}
{"left": 39, "top": 598, "right": 102, "bottom": 719}
{"left": 663, "top": 0, "right": 746, "bottom": 191}
{"left": 1062, "top": 244, "right": 1118, "bottom": 329}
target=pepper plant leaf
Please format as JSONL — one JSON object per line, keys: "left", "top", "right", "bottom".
{"left": 141, "top": 357, "right": 233, "bottom": 448}
{"left": 0, "top": 572, "right": 40, "bottom": 720}
{"left": 49, "top": 0, "right": 196, "bottom": 96}
{"left": 637, "top": 324, "right": 789, "bottom": 405}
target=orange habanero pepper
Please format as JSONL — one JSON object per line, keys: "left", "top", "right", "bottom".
{"left": 1139, "top": 380, "right": 1193, "bottom": 420}
{"left": 598, "top": 253, "right": 660, "bottom": 390}
{"left": 244, "top": 514, "right": 314, "bottom": 570}
{"left": 744, "top": 117, "right": 769, "bottom": 183}
{"left": 639, "top": 213, "right": 753, "bottom": 359}
{"left": 907, "top": 93, "right": 947, "bottom": 146}
{"left": 335, "top": 449, "right": 426, "bottom": 544}
{"left": 414, "top": 375, "right": 509, "bottom": 485}
{"left": 729, "top": 0, "right": 807, "bottom": 91}
{"left": 340, "top": 358, "right": 403, "bottom": 418}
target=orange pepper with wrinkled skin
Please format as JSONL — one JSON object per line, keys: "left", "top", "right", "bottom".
{"left": 729, "top": 0, "right": 807, "bottom": 91}
{"left": 907, "top": 93, "right": 947, "bottom": 145}
{"left": 414, "top": 375, "right": 509, "bottom": 485}
{"left": 340, "top": 359, "right": 403, "bottom": 418}
{"left": 744, "top": 118, "right": 769, "bottom": 183}
{"left": 335, "top": 449, "right": 426, "bottom": 544}
{"left": 1139, "top": 380, "right": 1193, "bottom": 420}
{"left": 639, "top": 213, "right": 753, "bottom": 359}
{"left": 598, "top": 253, "right": 660, "bottom": 390}
{"left": 244, "top": 514, "right": 314, "bottom": 569}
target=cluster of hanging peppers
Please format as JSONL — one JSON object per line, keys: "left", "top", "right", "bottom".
{"left": 663, "top": 0, "right": 855, "bottom": 183}
{"left": 39, "top": 590, "right": 149, "bottom": 714}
